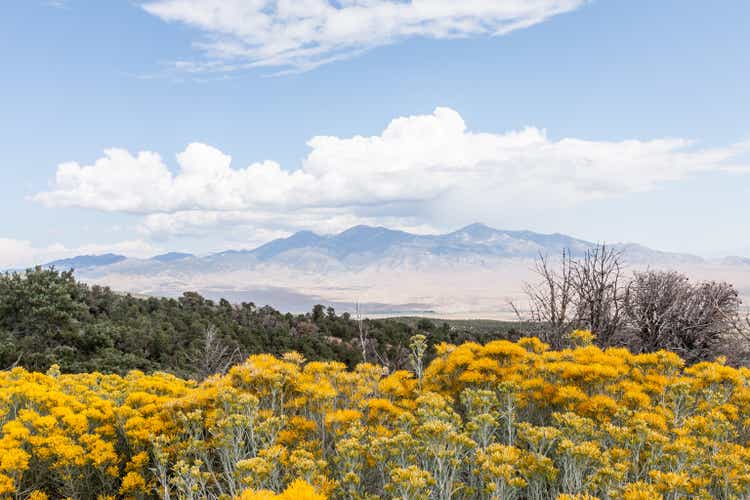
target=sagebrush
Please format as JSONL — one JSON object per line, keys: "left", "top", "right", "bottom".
{"left": 1, "top": 333, "right": 749, "bottom": 499}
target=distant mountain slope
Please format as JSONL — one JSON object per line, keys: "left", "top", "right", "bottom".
{"left": 28, "top": 224, "right": 749, "bottom": 317}
{"left": 250, "top": 230, "right": 327, "bottom": 260}
{"left": 47, "top": 253, "right": 127, "bottom": 269}
{"left": 235, "top": 223, "right": 701, "bottom": 265}
{"left": 720, "top": 256, "right": 750, "bottom": 266}
{"left": 151, "top": 252, "right": 194, "bottom": 263}
{"left": 247, "top": 223, "right": 547, "bottom": 261}
{"left": 41, "top": 223, "right": 710, "bottom": 274}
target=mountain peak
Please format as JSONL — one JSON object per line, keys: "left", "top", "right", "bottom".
{"left": 455, "top": 222, "right": 495, "bottom": 234}
{"left": 251, "top": 230, "right": 325, "bottom": 260}
{"left": 339, "top": 224, "right": 376, "bottom": 233}
{"left": 151, "top": 252, "right": 194, "bottom": 263}
{"left": 336, "top": 225, "right": 406, "bottom": 238}
{"left": 330, "top": 225, "right": 413, "bottom": 255}
{"left": 449, "top": 222, "right": 502, "bottom": 242}
{"left": 287, "top": 229, "right": 321, "bottom": 241}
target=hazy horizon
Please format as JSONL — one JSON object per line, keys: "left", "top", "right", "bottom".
{"left": 25, "top": 222, "right": 750, "bottom": 265}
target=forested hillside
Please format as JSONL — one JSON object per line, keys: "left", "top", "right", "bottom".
{"left": 3, "top": 268, "right": 750, "bottom": 499}
{"left": 0, "top": 268, "right": 521, "bottom": 377}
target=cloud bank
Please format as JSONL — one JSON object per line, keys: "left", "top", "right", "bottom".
{"left": 140, "top": 0, "right": 588, "bottom": 72}
{"left": 33, "top": 107, "right": 749, "bottom": 240}
{"left": 0, "top": 239, "right": 162, "bottom": 270}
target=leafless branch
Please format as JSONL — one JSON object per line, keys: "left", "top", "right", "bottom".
{"left": 356, "top": 301, "right": 368, "bottom": 363}
{"left": 571, "top": 243, "right": 629, "bottom": 346}
{"left": 189, "top": 325, "right": 243, "bottom": 380}
{"left": 517, "top": 250, "right": 578, "bottom": 348}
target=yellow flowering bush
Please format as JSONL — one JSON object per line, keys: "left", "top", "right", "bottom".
{"left": 1, "top": 332, "right": 750, "bottom": 498}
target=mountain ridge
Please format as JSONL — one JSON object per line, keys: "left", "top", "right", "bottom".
{"left": 23, "top": 223, "right": 750, "bottom": 317}
{"left": 45, "top": 253, "right": 127, "bottom": 270}
{"left": 37, "top": 223, "right": 721, "bottom": 271}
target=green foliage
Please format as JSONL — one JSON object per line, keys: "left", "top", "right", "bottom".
{"left": 0, "top": 268, "right": 519, "bottom": 377}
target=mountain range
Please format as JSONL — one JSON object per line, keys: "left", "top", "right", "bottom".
{"left": 44, "top": 223, "right": 714, "bottom": 271}
{"left": 28, "top": 224, "right": 750, "bottom": 317}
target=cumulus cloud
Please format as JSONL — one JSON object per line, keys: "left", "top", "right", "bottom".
{"left": 0, "top": 239, "right": 163, "bottom": 270}
{"left": 140, "top": 0, "right": 588, "bottom": 72}
{"left": 33, "top": 107, "right": 750, "bottom": 239}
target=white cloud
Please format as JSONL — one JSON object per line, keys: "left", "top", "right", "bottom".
{"left": 0, "top": 240, "right": 41, "bottom": 269}
{"left": 33, "top": 107, "right": 750, "bottom": 239}
{"left": 0, "top": 239, "right": 163, "bottom": 270}
{"left": 140, "top": 209, "right": 438, "bottom": 243}
{"left": 140, "top": 0, "right": 588, "bottom": 72}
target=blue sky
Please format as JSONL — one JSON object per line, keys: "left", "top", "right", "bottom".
{"left": 1, "top": 0, "right": 749, "bottom": 267}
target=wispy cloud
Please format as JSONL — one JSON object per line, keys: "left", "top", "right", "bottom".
{"left": 45, "top": 0, "right": 68, "bottom": 9}
{"left": 139, "top": 0, "right": 588, "bottom": 73}
{"left": 32, "top": 107, "right": 750, "bottom": 240}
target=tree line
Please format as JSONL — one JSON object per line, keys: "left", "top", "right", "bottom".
{"left": 0, "top": 267, "right": 517, "bottom": 378}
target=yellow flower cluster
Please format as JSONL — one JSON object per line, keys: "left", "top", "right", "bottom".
{"left": 1, "top": 333, "right": 750, "bottom": 499}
